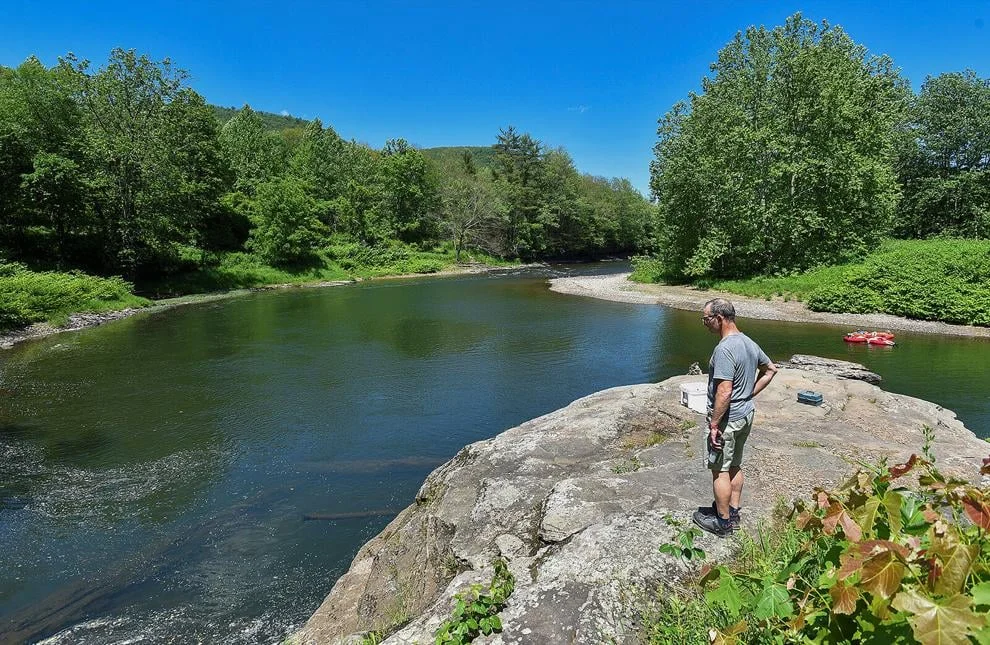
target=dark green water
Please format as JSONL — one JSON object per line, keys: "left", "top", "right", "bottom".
{"left": 1, "top": 265, "right": 988, "bottom": 643}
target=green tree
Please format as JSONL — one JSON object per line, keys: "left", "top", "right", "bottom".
{"left": 20, "top": 152, "right": 85, "bottom": 267}
{"left": 896, "top": 70, "right": 990, "bottom": 238}
{"left": 493, "top": 126, "right": 546, "bottom": 256}
{"left": 72, "top": 49, "right": 228, "bottom": 274}
{"left": 247, "top": 176, "right": 325, "bottom": 265}
{"left": 379, "top": 138, "right": 440, "bottom": 244}
{"left": 219, "top": 104, "right": 286, "bottom": 195}
{"left": 650, "top": 14, "right": 907, "bottom": 279}
{"left": 0, "top": 56, "right": 88, "bottom": 266}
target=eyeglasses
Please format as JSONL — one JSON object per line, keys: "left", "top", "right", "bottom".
{"left": 701, "top": 314, "right": 717, "bottom": 322}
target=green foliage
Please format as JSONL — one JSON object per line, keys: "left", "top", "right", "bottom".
{"left": 246, "top": 176, "right": 325, "bottom": 266}
{"left": 659, "top": 515, "right": 707, "bottom": 562}
{"left": 655, "top": 453, "right": 990, "bottom": 645}
{"left": 650, "top": 13, "right": 907, "bottom": 280}
{"left": 896, "top": 70, "right": 990, "bottom": 239}
{"left": 358, "top": 630, "right": 384, "bottom": 645}
{"left": 434, "top": 559, "right": 515, "bottom": 645}
{"left": 0, "top": 262, "right": 149, "bottom": 329}
{"left": 693, "top": 239, "right": 990, "bottom": 326}
{"left": 421, "top": 146, "right": 497, "bottom": 173}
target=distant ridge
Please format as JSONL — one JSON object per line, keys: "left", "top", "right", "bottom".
{"left": 420, "top": 146, "right": 496, "bottom": 169}
{"left": 211, "top": 105, "right": 309, "bottom": 131}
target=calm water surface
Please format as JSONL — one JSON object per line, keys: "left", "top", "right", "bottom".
{"left": 1, "top": 264, "right": 988, "bottom": 643}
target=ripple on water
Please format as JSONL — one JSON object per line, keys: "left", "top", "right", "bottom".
{"left": 22, "top": 449, "right": 226, "bottom": 524}
{"left": 38, "top": 600, "right": 299, "bottom": 645}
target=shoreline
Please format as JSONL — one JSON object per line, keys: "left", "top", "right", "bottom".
{"left": 0, "top": 262, "right": 531, "bottom": 351}
{"left": 549, "top": 272, "right": 990, "bottom": 339}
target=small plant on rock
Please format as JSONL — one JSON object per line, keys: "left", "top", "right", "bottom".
{"left": 434, "top": 559, "right": 515, "bottom": 644}
{"left": 659, "top": 515, "right": 707, "bottom": 562}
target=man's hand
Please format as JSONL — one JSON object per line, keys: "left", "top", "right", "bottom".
{"left": 708, "top": 423, "right": 723, "bottom": 450}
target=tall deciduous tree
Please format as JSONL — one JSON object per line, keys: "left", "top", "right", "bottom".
{"left": 72, "top": 49, "right": 229, "bottom": 274}
{"left": 896, "top": 70, "right": 990, "bottom": 238}
{"left": 440, "top": 177, "right": 507, "bottom": 261}
{"left": 650, "top": 14, "right": 907, "bottom": 279}
{"left": 219, "top": 104, "right": 286, "bottom": 195}
{"left": 379, "top": 138, "right": 440, "bottom": 244}
{"left": 247, "top": 176, "right": 324, "bottom": 266}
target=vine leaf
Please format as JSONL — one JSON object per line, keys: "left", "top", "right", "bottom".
{"left": 705, "top": 570, "right": 744, "bottom": 618}
{"left": 823, "top": 504, "right": 863, "bottom": 542}
{"left": 882, "top": 490, "right": 903, "bottom": 534}
{"left": 888, "top": 455, "right": 919, "bottom": 479}
{"left": 859, "top": 548, "right": 906, "bottom": 599}
{"left": 855, "top": 497, "right": 882, "bottom": 538}
{"left": 972, "top": 581, "right": 990, "bottom": 607}
{"left": 838, "top": 540, "right": 908, "bottom": 599}
{"left": 960, "top": 492, "right": 990, "bottom": 530}
{"left": 829, "top": 579, "right": 860, "bottom": 615}
{"left": 932, "top": 541, "right": 978, "bottom": 596}
{"left": 892, "top": 591, "right": 985, "bottom": 645}
{"left": 753, "top": 582, "right": 793, "bottom": 620}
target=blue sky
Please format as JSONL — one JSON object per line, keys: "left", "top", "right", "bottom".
{"left": 3, "top": 1, "right": 988, "bottom": 195}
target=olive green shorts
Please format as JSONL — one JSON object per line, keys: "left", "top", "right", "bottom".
{"left": 706, "top": 410, "right": 754, "bottom": 472}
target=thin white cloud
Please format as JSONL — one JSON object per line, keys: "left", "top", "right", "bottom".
{"left": 280, "top": 109, "right": 290, "bottom": 116}
{"left": 567, "top": 105, "right": 590, "bottom": 114}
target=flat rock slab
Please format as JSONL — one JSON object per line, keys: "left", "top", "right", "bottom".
{"left": 293, "top": 369, "right": 988, "bottom": 645}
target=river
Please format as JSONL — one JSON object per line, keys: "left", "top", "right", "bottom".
{"left": 1, "top": 264, "right": 987, "bottom": 643}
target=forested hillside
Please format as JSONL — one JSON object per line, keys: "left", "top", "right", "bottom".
{"left": 0, "top": 49, "right": 653, "bottom": 329}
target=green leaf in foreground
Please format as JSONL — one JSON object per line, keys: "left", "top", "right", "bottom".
{"left": 891, "top": 591, "right": 985, "bottom": 645}
{"left": 705, "top": 569, "right": 744, "bottom": 618}
{"left": 752, "top": 582, "right": 793, "bottom": 620}
{"left": 972, "top": 581, "right": 990, "bottom": 607}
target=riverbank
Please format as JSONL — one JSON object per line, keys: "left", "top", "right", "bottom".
{"left": 549, "top": 272, "right": 990, "bottom": 339}
{"left": 0, "top": 262, "right": 526, "bottom": 351}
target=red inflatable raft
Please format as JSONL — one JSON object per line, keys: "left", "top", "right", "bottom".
{"left": 844, "top": 331, "right": 896, "bottom": 345}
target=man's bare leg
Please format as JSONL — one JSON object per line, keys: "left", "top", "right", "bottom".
{"left": 712, "top": 470, "right": 732, "bottom": 520}
{"left": 729, "top": 467, "right": 744, "bottom": 511}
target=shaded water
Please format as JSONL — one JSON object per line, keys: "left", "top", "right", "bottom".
{"left": 1, "top": 264, "right": 988, "bottom": 643}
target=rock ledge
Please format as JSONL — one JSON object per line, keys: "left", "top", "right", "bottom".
{"left": 294, "top": 368, "right": 987, "bottom": 644}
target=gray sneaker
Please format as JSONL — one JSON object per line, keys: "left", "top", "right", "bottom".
{"left": 699, "top": 502, "right": 740, "bottom": 531}
{"left": 692, "top": 509, "right": 732, "bottom": 537}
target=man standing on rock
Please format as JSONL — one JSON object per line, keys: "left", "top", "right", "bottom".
{"left": 693, "top": 298, "right": 777, "bottom": 537}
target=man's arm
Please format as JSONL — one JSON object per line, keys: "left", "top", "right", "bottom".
{"left": 752, "top": 360, "right": 778, "bottom": 398}
{"left": 709, "top": 379, "right": 732, "bottom": 446}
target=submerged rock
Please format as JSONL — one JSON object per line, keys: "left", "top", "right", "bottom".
{"left": 774, "top": 354, "right": 881, "bottom": 384}
{"left": 293, "top": 367, "right": 986, "bottom": 644}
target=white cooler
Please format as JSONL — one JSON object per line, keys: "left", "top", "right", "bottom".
{"left": 679, "top": 382, "right": 707, "bottom": 414}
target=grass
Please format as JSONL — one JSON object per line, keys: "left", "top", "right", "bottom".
{"left": 0, "top": 263, "right": 151, "bottom": 330}
{"left": 641, "top": 519, "right": 807, "bottom": 644}
{"left": 612, "top": 456, "right": 643, "bottom": 474}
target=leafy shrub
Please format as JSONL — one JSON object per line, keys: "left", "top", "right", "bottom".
{"left": 0, "top": 263, "right": 149, "bottom": 329}
{"left": 630, "top": 255, "right": 672, "bottom": 283}
{"left": 709, "top": 239, "right": 990, "bottom": 326}
{"left": 658, "top": 452, "right": 990, "bottom": 644}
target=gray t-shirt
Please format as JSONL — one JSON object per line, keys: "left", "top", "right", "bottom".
{"left": 707, "top": 333, "right": 771, "bottom": 421}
